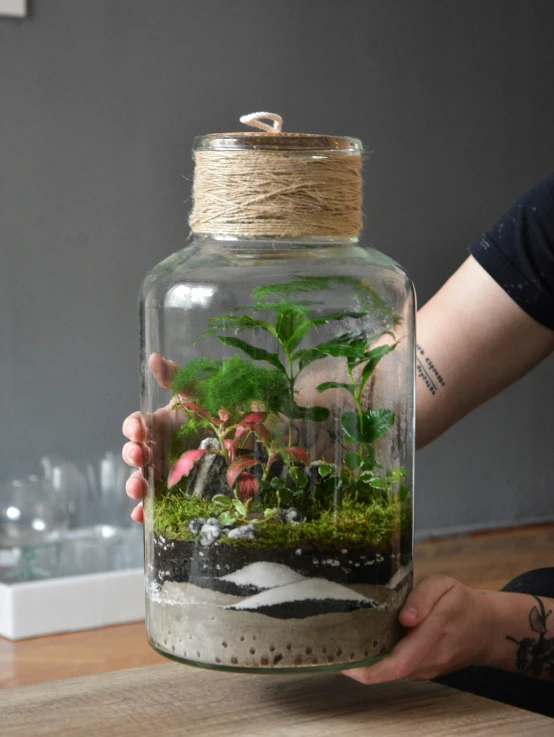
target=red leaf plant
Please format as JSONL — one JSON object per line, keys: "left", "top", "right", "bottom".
{"left": 285, "top": 447, "right": 310, "bottom": 466}
{"left": 168, "top": 449, "right": 210, "bottom": 488}
{"left": 226, "top": 456, "right": 261, "bottom": 487}
{"left": 235, "top": 472, "right": 260, "bottom": 502}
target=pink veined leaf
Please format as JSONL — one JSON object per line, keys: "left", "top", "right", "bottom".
{"left": 236, "top": 472, "right": 260, "bottom": 502}
{"left": 240, "top": 422, "right": 270, "bottom": 444}
{"left": 238, "top": 411, "right": 266, "bottom": 425}
{"left": 223, "top": 438, "right": 237, "bottom": 461}
{"left": 218, "top": 408, "right": 231, "bottom": 422}
{"left": 227, "top": 456, "right": 260, "bottom": 487}
{"left": 285, "top": 447, "right": 310, "bottom": 466}
{"left": 168, "top": 449, "right": 209, "bottom": 488}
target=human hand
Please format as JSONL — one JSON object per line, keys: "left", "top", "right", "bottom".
{"left": 343, "top": 575, "right": 495, "bottom": 684}
{"left": 122, "top": 354, "right": 180, "bottom": 523}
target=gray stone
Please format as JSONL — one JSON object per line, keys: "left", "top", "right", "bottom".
{"left": 188, "top": 517, "right": 206, "bottom": 535}
{"left": 188, "top": 448, "right": 231, "bottom": 501}
{"left": 206, "top": 517, "right": 220, "bottom": 527}
{"left": 285, "top": 507, "right": 304, "bottom": 525}
{"left": 227, "top": 524, "right": 258, "bottom": 541}
{"left": 271, "top": 508, "right": 287, "bottom": 522}
{"left": 200, "top": 522, "right": 221, "bottom": 547}
{"left": 199, "top": 437, "right": 220, "bottom": 451}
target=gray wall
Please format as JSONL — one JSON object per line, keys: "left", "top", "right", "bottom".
{"left": 1, "top": 0, "right": 553, "bottom": 537}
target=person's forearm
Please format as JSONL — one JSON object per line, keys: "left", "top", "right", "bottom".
{"left": 478, "top": 591, "right": 554, "bottom": 681}
{"left": 416, "top": 256, "right": 554, "bottom": 449}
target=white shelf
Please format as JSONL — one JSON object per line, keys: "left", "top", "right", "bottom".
{"left": 0, "top": 568, "right": 145, "bottom": 640}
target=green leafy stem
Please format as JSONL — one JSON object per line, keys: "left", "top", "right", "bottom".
{"left": 196, "top": 275, "right": 398, "bottom": 447}
{"left": 167, "top": 276, "right": 405, "bottom": 511}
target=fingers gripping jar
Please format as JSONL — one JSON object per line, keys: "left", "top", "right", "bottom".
{"left": 140, "top": 114, "right": 415, "bottom": 673}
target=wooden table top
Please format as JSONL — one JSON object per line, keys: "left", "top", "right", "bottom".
{"left": 2, "top": 662, "right": 553, "bottom": 736}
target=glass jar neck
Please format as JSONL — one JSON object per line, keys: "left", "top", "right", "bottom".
{"left": 195, "top": 232, "right": 359, "bottom": 245}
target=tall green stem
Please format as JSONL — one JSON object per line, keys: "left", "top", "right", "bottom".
{"left": 347, "top": 363, "right": 363, "bottom": 479}
{"left": 286, "top": 354, "right": 295, "bottom": 446}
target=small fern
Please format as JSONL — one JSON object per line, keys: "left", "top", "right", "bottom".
{"left": 252, "top": 275, "right": 398, "bottom": 325}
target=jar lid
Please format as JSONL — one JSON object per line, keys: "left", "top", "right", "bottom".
{"left": 193, "top": 132, "right": 363, "bottom": 154}
{"left": 190, "top": 114, "right": 363, "bottom": 239}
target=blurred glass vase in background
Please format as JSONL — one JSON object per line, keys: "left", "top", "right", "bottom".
{"left": 0, "top": 452, "right": 142, "bottom": 581}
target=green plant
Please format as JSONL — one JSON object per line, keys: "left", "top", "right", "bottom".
{"left": 162, "top": 276, "right": 409, "bottom": 540}
{"left": 172, "top": 355, "right": 288, "bottom": 419}
{"left": 210, "top": 493, "right": 279, "bottom": 527}
{"left": 169, "top": 354, "right": 312, "bottom": 515}
{"left": 313, "top": 330, "right": 397, "bottom": 482}
{"left": 198, "top": 275, "right": 398, "bottom": 445}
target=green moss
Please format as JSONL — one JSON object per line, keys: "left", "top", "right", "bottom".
{"left": 153, "top": 486, "right": 411, "bottom": 550}
{"left": 153, "top": 493, "right": 220, "bottom": 540}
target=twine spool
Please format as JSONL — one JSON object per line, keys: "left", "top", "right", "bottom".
{"left": 189, "top": 113, "right": 363, "bottom": 239}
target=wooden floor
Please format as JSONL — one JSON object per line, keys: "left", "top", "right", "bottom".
{"left": 1, "top": 523, "right": 552, "bottom": 690}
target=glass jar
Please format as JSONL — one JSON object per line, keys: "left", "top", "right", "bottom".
{"left": 140, "top": 127, "right": 415, "bottom": 673}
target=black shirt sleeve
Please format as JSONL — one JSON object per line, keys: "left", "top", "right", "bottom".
{"left": 469, "top": 172, "right": 554, "bottom": 330}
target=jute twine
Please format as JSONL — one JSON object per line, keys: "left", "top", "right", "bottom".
{"left": 189, "top": 113, "right": 363, "bottom": 239}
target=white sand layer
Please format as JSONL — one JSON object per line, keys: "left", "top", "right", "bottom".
{"left": 219, "top": 561, "right": 305, "bottom": 590}
{"left": 226, "top": 577, "right": 379, "bottom": 610}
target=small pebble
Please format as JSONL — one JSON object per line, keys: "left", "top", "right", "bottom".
{"left": 227, "top": 524, "right": 257, "bottom": 541}
{"left": 188, "top": 518, "right": 206, "bottom": 535}
{"left": 200, "top": 522, "right": 221, "bottom": 547}
{"left": 285, "top": 507, "right": 304, "bottom": 524}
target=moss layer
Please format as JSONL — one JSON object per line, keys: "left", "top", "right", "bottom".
{"left": 153, "top": 490, "right": 411, "bottom": 550}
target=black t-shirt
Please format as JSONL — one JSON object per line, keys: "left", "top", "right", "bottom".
{"left": 470, "top": 172, "right": 554, "bottom": 330}
{"left": 449, "top": 179, "right": 554, "bottom": 715}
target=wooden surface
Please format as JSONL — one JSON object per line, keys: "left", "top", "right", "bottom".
{"left": 0, "top": 523, "right": 552, "bottom": 690}
{"left": 415, "top": 522, "right": 554, "bottom": 591}
{"left": 2, "top": 662, "right": 553, "bottom": 736}
{"left": 0, "top": 622, "right": 164, "bottom": 689}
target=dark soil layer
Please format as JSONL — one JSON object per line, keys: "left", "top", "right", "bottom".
{"left": 152, "top": 533, "right": 412, "bottom": 591}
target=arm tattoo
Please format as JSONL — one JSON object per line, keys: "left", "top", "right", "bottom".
{"left": 415, "top": 343, "right": 446, "bottom": 396}
{"left": 506, "top": 595, "right": 554, "bottom": 679}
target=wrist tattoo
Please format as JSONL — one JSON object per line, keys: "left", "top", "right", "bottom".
{"left": 506, "top": 595, "right": 554, "bottom": 679}
{"left": 415, "top": 343, "right": 446, "bottom": 396}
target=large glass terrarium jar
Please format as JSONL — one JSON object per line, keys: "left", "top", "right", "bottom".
{"left": 140, "top": 118, "right": 415, "bottom": 673}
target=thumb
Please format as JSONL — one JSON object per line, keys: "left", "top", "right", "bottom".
{"left": 148, "top": 353, "right": 179, "bottom": 390}
{"left": 399, "top": 575, "right": 456, "bottom": 627}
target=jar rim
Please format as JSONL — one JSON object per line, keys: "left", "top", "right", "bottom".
{"left": 193, "top": 132, "right": 363, "bottom": 154}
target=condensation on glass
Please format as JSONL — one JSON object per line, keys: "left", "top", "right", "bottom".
{"left": 140, "top": 131, "right": 415, "bottom": 673}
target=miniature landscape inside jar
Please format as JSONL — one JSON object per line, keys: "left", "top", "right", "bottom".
{"left": 144, "top": 273, "right": 413, "bottom": 672}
